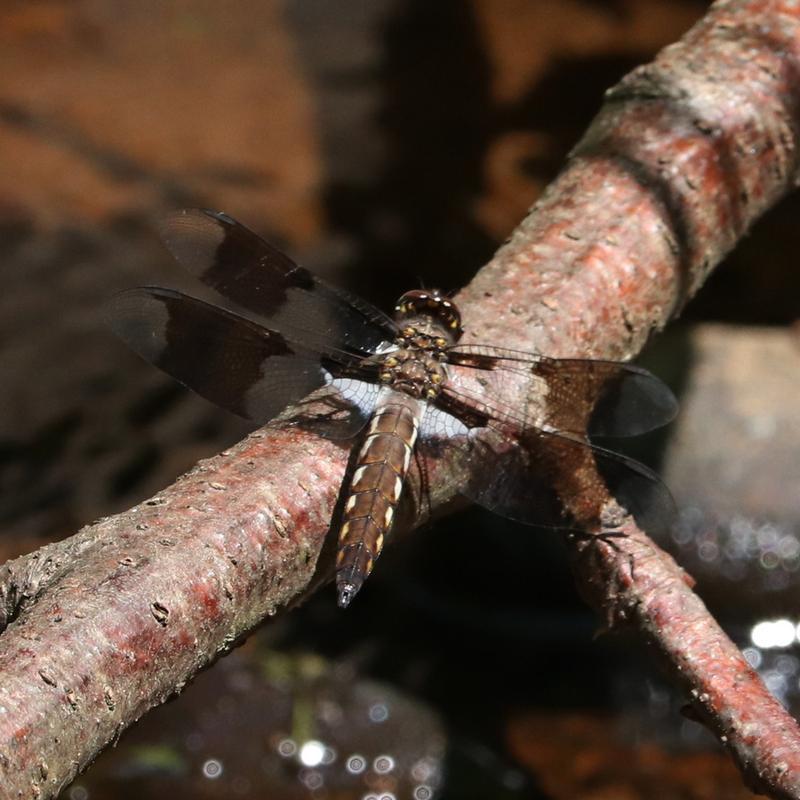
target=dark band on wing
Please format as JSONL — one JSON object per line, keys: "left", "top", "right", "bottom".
{"left": 444, "top": 351, "right": 501, "bottom": 371}
{"left": 158, "top": 209, "right": 398, "bottom": 355}
{"left": 445, "top": 345, "right": 677, "bottom": 438}
{"left": 158, "top": 209, "right": 314, "bottom": 316}
{"left": 107, "top": 287, "right": 329, "bottom": 422}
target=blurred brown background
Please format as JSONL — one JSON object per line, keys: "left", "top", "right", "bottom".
{"left": 3, "top": 2, "right": 800, "bottom": 798}
{"left": 0, "top": 0, "right": 713, "bottom": 547}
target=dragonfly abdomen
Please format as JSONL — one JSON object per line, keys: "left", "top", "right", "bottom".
{"left": 336, "top": 395, "right": 422, "bottom": 607}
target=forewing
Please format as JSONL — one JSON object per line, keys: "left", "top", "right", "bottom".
{"left": 158, "top": 209, "right": 398, "bottom": 356}
{"left": 445, "top": 344, "right": 677, "bottom": 437}
{"left": 107, "top": 287, "right": 379, "bottom": 436}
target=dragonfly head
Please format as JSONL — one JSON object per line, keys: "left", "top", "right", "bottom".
{"left": 394, "top": 289, "right": 463, "bottom": 342}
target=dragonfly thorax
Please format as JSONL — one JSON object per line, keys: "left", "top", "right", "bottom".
{"left": 379, "top": 338, "right": 448, "bottom": 400}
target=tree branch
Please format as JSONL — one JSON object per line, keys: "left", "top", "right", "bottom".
{"left": 2, "top": 1, "right": 800, "bottom": 797}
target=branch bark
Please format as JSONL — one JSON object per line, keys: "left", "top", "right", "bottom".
{"left": 3, "top": 0, "right": 800, "bottom": 797}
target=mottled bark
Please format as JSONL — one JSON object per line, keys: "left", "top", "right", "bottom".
{"left": 2, "top": 0, "right": 800, "bottom": 797}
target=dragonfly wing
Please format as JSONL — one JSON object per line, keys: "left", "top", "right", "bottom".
{"left": 426, "top": 386, "right": 675, "bottom": 537}
{"left": 107, "top": 286, "right": 379, "bottom": 437}
{"left": 158, "top": 209, "right": 398, "bottom": 357}
{"left": 445, "top": 344, "right": 677, "bottom": 438}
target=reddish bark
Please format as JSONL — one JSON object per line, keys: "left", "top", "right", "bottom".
{"left": 2, "top": 0, "right": 800, "bottom": 797}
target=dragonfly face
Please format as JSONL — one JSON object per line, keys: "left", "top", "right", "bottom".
{"left": 394, "top": 289, "right": 463, "bottom": 341}
{"left": 108, "top": 209, "right": 678, "bottom": 608}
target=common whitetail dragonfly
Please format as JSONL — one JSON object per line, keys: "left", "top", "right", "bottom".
{"left": 109, "top": 209, "right": 677, "bottom": 607}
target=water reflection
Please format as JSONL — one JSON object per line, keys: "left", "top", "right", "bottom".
{"left": 750, "top": 618, "right": 797, "bottom": 649}
{"left": 201, "top": 759, "right": 223, "bottom": 779}
{"left": 297, "top": 739, "right": 326, "bottom": 767}
{"left": 69, "top": 646, "right": 445, "bottom": 800}
{"left": 670, "top": 506, "right": 800, "bottom": 591}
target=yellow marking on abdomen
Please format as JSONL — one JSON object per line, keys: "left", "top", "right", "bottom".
{"left": 351, "top": 465, "right": 368, "bottom": 489}
{"left": 358, "top": 435, "right": 378, "bottom": 459}
{"left": 402, "top": 444, "right": 413, "bottom": 473}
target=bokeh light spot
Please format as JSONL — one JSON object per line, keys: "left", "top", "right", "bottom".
{"left": 299, "top": 740, "right": 326, "bottom": 767}
{"left": 347, "top": 754, "right": 367, "bottom": 774}
{"left": 202, "top": 758, "right": 223, "bottom": 779}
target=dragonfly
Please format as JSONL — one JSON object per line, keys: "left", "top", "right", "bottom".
{"left": 108, "top": 209, "right": 678, "bottom": 607}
